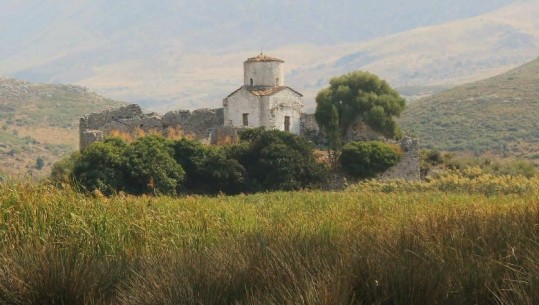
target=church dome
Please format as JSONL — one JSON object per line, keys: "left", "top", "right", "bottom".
{"left": 245, "top": 53, "right": 285, "bottom": 63}
{"left": 244, "top": 53, "right": 285, "bottom": 87}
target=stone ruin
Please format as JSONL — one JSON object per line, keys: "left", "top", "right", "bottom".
{"left": 79, "top": 104, "right": 224, "bottom": 149}
{"left": 80, "top": 104, "right": 420, "bottom": 181}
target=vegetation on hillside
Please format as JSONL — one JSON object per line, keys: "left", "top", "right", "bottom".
{"left": 420, "top": 149, "right": 537, "bottom": 179}
{"left": 399, "top": 58, "right": 539, "bottom": 164}
{"left": 0, "top": 77, "right": 124, "bottom": 178}
{"left": 0, "top": 173, "right": 538, "bottom": 304}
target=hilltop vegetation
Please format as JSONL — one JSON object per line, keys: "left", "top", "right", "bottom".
{"left": 0, "top": 77, "right": 123, "bottom": 178}
{"left": 399, "top": 58, "right": 539, "bottom": 164}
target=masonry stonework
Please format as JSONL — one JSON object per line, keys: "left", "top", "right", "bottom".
{"left": 79, "top": 104, "right": 223, "bottom": 149}
{"left": 378, "top": 137, "right": 421, "bottom": 181}
{"left": 223, "top": 53, "right": 303, "bottom": 135}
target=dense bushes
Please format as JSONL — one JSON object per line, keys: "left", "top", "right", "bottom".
{"left": 122, "top": 136, "right": 185, "bottom": 195}
{"left": 230, "top": 129, "right": 328, "bottom": 191}
{"left": 72, "top": 138, "right": 127, "bottom": 196}
{"left": 61, "top": 128, "right": 327, "bottom": 196}
{"left": 339, "top": 141, "right": 403, "bottom": 178}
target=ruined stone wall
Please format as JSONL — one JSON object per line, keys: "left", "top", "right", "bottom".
{"left": 300, "top": 113, "right": 326, "bottom": 145}
{"left": 344, "top": 116, "right": 385, "bottom": 142}
{"left": 378, "top": 137, "right": 421, "bottom": 181}
{"left": 79, "top": 104, "right": 224, "bottom": 149}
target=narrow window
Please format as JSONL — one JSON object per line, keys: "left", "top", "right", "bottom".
{"left": 276, "top": 78, "right": 279, "bottom": 86}
{"left": 243, "top": 113, "right": 249, "bottom": 126}
{"left": 284, "top": 116, "right": 290, "bottom": 132}
{"left": 250, "top": 78, "right": 253, "bottom": 87}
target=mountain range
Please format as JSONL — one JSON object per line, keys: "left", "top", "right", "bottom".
{"left": 1, "top": 0, "right": 538, "bottom": 111}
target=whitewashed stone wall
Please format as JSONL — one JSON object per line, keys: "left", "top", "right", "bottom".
{"left": 223, "top": 88, "right": 302, "bottom": 135}
{"left": 269, "top": 89, "right": 303, "bottom": 135}
{"left": 244, "top": 61, "right": 284, "bottom": 87}
{"left": 223, "top": 88, "right": 264, "bottom": 128}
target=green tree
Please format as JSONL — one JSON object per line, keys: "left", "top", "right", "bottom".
{"left": 50, "top": 152, "right": 81, "bottom": 185}
{"left": 72, "top": 138, "right": 127, "bottom": 195}
{"left": 230, "top": 128, "right": 328, "bottom": 191}
{"left": 122, "top": 135, "right": 185, "bottom": 196}
{"left": 196, "top": 148, "right": 247, "bottom": 195}
{"left": 35, "top": 156, "right": 45, "bottom": 170}
{"left": 339, "top": 141, "right": 402, "bottom": 179}
{"left": 172, "top": 138, "right": 208, "bottom": 191}
{"left": 315, "top": 71, "right": 406, "bottom": 164}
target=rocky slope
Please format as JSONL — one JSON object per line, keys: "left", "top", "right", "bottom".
{"left": 398, "top": 58, "right": 539, "bottom": 164}
{"left": 0, "top": 77, "right": 123, "bottom": 178}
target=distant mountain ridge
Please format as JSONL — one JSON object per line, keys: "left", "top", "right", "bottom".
{"left": 398, "top": 57, "right": 539, "bottom": 163}
{"left": 1, "top": 0, "right": 532, "bottom": 111}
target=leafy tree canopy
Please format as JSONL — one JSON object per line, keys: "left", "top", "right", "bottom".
{"left": 122, "top": 135, "right": 185, "bottom": 196}
{"left": 72, "top": 138, "right": 128, "bottom": 196}
{"left": 315, "top": 71, "right": 406, "bottom": 146}
{"left": 231, "top": 128, "right": 328, "bottom": 191}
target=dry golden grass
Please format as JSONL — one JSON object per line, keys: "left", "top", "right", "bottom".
{"left": 0, "top": 176, "right": 538, "bottom": 304}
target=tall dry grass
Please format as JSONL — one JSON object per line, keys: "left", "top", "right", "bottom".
{"left": 0, "top": 179, "right": 538, "bottom": 304}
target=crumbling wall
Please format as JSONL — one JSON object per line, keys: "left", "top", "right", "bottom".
{"left": 378, "top": 136, "right": 421, "bottom": 181}
{"left": 300, "top": 113, "right": 326, "bottom": 145}
{"left": 162, "top": 108, "right": 224, "bottom": 141}
{"left": 79, "top": 104, "right": 224, "bottom": 149}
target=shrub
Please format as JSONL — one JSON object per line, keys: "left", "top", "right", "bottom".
{"left": 172, "top": 138, "right": 207, "bottom": 191}
{"left": 50, "top": 151, "right": 81, "bottom": 185}
{"left": 35, "top": 156, "right": 45, "bottom": 170}
{"left": 72, "top": 138, "right": 127, "bottom": 195}
{"left": 231, "top": 128, "right": 328, "bottom": 191}
{"left": 196, "top": 148, "right": 247, "bottom": 195}
{"left": 340, "top": 141, "right": 402, "bottom": 179}
{"left": 122, "top": 135, "right": 185, "bottom": 196}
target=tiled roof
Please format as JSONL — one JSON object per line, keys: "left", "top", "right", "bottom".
{"left": 249, "top": 86, "right": 303, "bottom": 97}
{"left": 249, "top": 86, "right": 288, "bottom": 96}
{"left": 245, "top": 53, "right": 285, "bottom": 63}
{"left": 225, "top": 86, "right": 303, "bottom": 98}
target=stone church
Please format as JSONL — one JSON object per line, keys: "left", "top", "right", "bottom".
{"left": 223, "top": 53, "right": 303, "bottom": 135}
{"left": 79, "top": 53, "right": 420, "bottom": 181}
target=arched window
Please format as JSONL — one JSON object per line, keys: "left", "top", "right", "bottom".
{"left": 250, "top": 78, "right": 253, "bottom": 87}
{"left": 276, "top": 78, "right": 279, "bottom": 86}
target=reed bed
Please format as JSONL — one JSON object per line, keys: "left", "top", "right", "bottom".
{"left": 0, "top": 178, "right": 538, "bottom": 304}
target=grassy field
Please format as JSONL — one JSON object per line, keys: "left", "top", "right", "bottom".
{"left": 0, "top": 174, "right": 538, "bottom": 304}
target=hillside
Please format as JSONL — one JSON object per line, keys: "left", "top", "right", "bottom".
{"left": 0, "top": 77, "right": 123, "bottom": 178}
{"left": 1, "top": 0, "right": 535, "bottom": 111}
{"left": 398, "top": 58, "right": 539, "bottom": 163}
